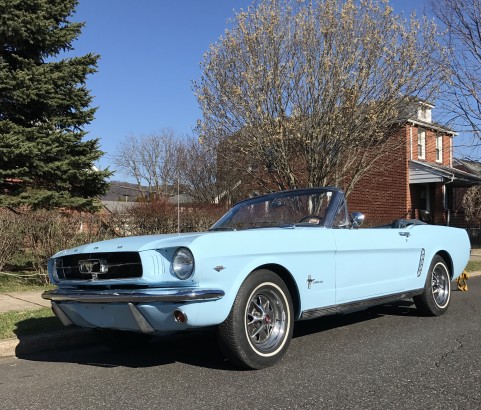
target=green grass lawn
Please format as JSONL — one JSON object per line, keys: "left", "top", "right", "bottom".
{"left": 0, "top": 274, "right": 60, "bottom": 340}
{"left": 465, "top": 260, "right": 481, "bottom": 272}
{"left": 0, "top": 308, "right": 64, "bottom": 340}
{"left": 0, "top": 273, "right": 55, "bottom": 293}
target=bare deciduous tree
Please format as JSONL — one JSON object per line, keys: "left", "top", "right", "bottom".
{"left": 114, "top": 130, "right": 181, "bottom": 199}
{"left": 462, "top": 185, "right": 481, "bottom": 224}
{"left": 177, "top": 137, "right": 225, "bottom": 203}
{"left": 195, "top": 0, "right": 444, "bottom": 195}
{"left": 431, "top": 0, "right": 481, "bottom": 143}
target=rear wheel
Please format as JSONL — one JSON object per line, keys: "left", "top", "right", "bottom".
{"left": 218, "top": 270, "right": 293, "bottom": 369}
{"left": 414, "top": 255, "right": 451, "bottom": 316}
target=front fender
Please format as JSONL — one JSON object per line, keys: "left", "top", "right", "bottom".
{"left": 196, "top": 254, "right": 299, "bottom": 325}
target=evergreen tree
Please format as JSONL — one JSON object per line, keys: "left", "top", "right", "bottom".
{"left": 0, "top": 0, "right": 110, "bottom": 210}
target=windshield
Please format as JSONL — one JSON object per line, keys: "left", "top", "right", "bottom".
{"left": 210, "top": 188, "right": 344, "bottom": 231}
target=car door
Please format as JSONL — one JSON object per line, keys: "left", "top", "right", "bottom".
{"left": 332, "top": 227, "right": 423, "bottom": 304}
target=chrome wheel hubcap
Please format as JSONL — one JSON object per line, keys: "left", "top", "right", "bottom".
{"left": 245, "top": 288, "right": 287, "bottom": 353}
{"left": 432, "top": 263, "right": 450, "bottom": 308}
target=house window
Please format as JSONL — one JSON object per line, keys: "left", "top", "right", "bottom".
{"left": 418, "top": 128, "right": 426, "bottom": 159}
{"left": 436, "top": 135, "right": 443, "bottom": 162}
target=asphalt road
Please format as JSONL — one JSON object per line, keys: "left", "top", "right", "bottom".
{"left": 1, "top": 278, "right": 480, "bottom": 410}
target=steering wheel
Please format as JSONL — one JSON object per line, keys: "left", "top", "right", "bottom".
{"left": 299, "top": 215, "right": 322, "bottom": 224}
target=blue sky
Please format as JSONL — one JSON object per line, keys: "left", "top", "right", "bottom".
{"left": 71, "top": 0, "right": 430, "bottom": 176}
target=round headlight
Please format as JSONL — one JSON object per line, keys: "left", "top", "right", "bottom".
{"left": 172, "top": 247, "right": 195, "bottom": 280}
{"left": 51, "top": 258, "right": 61, "bottom": 282}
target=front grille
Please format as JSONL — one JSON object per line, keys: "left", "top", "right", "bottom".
{"left": 55, "top": 252, "right": 142, "bottom": 280}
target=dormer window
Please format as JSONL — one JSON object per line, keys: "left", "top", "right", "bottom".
{"left": 418, "top": 105, "right": 432, "bottom": 122}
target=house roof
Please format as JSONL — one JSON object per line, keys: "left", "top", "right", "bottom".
{"left": 406, "top": 119, "right": 457, "bottom": 136}
{"left": 396, "top": 97, "right": 457, "bottom": 136}
{"left": 167, "top": 193, "right": 195, "bottom": 205}
{"left": 409, "top": 160, "right": 481, "bottom": 187}
{"left": 101, "top": 200, "right": 136, "bottom": 213}
{"left": 101, "top": 181, "right": 142, "bottom": 201}
{"left": 453, "top": 158, "right": 481, "bottom": 175}
{"left": 101, "top": 181, "right": 194, "bottom": 204}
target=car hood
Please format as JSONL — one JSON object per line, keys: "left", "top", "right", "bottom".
{"left": 51, "top": 232, "right": 208, "bottom": 257}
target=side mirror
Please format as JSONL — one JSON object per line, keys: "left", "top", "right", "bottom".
{"left": 351, "top": 212, "right": 365, "bottom": 228}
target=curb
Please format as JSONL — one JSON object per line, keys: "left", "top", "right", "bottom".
{"left": 0, "top": 328, "right": 96, "bottom": 358}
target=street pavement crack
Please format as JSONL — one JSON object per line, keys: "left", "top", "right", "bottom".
{"left": 435, "top": 335, "right": 465, "bottom": 368}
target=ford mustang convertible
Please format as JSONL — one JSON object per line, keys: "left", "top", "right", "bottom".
{"left": 42, "top": 188, "right": 470, "bottom": 369}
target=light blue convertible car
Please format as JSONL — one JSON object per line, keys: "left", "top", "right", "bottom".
{"left": 42, "top": 187, "right": 470, "bottom": 369}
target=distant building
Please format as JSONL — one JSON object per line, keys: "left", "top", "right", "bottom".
{"left": 100, "top": 181, "right": 142, "bottom": 202}
{"left": 100, "top": 181, "right": 195, "bottom": 213}
{"left": 347, "top": 100, "right": 481, "bottom": 226}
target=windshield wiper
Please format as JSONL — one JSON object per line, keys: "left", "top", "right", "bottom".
{"left": 208, "top": 227, "right": 236, "bottom": 231}
{"left": 210, "top": 223, "right": 295, "bottom": 231}
{"left": 242, "top": 223, "right": 296, "bottom": 230}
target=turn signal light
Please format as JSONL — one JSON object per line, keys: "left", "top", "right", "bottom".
{"left": 173, "top": 309, "right": 187, "bottom": 323}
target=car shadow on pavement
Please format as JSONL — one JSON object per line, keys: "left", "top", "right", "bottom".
{"left": 293, "top": 299, "right": 418, "bottom": 339}
{"left": 17, "top": 327, "right": 235, "bottom": 371}
{"left": 17, "top": 300, "right": 419, "bottom": 371}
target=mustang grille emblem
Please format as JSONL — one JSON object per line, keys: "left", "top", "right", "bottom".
{"left": 78, "top": 259, "right": 108, "bottom": 277}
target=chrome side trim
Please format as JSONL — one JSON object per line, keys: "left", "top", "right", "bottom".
{"left": 300, "top": 289, "right": 424, "bottom": 320}
{"left": 42, "top": 288, "right": 225, "bottom": 303}
{"left": 417, "top": 248, "right": 425, "bottom": 277}
{"left": 51, "top": 301, "right": 74, "bottom": 326}
{"left": 128, "top": 303, "right": 155, "bottom": 333}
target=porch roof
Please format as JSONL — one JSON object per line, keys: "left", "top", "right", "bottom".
{"left": 409, "top": 160, "right": 481, "bottom": 187}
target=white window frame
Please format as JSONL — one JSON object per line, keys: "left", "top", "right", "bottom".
{"left": 418, "top": 128, "right": 426, "bottom": 159}
{"left": 436, "top": 135, "right": 443, "bottom": 163}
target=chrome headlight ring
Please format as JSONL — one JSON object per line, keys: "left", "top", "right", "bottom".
{"left": 171, "top": 247, "right": 195, "bottom": 280}
{"left": 51, "top": 258, "right": 61, "bottom": 283}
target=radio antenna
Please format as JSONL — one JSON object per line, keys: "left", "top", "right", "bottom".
{"left": 177, "top": 176, "right": 180, "bottom": 235}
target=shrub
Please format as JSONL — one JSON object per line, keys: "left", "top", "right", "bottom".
{"left": 0, "top": 204, "right": 225, "bottom": 283}
{"left": 120, "top": 200, "right": 224, "bottom": 235}
{"left": 463, "top": 186, "right": 481, "bottom": 226}
{"left": 0, "top": 212, "right": 22, "bottom": 272}
{"left": 0, "top": 211, "right": 114, "bottom": 284}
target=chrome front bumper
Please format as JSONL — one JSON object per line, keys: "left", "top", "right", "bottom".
{"left": 42, "top": 287, "right": 225, "bottom": 303}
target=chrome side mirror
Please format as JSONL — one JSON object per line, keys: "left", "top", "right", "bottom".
{"left": 351, "top": 212, "right": 365, "bottom": 228}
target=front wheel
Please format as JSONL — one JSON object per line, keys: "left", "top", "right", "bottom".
{"left": 218, "top": 270, "right": 294, "bottom": 369}
{"left": 414, "top": 255, "right": 451, "bottom": 316}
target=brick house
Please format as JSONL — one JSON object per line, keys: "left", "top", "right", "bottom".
{"left": 347, "top": 101, "right": 481, "bottom": 227}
